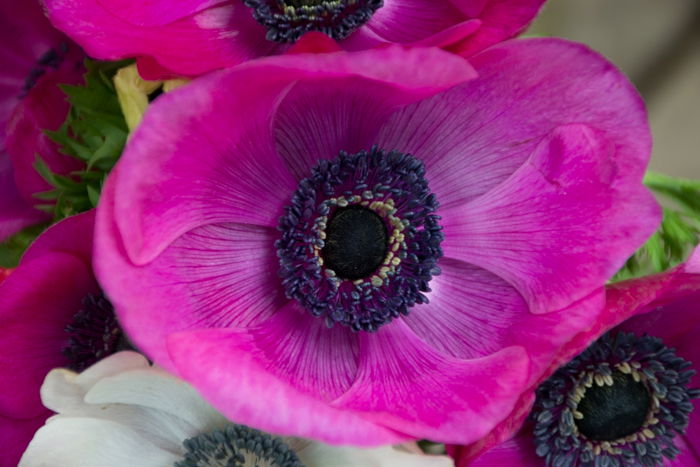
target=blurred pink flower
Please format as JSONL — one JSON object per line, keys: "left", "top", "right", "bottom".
{"left": 95, "top": 40, "right": 659, "bottom": 445}
{"left": 0, "top": 0, "right": 85, "bottom": 241}
{"left": 453, "top": 249, "right": 700, "bottom": 466}
{"left": 42, "top": 0, "right": 546, "bottom": 78}
{"left": 0, "top": 211, "right": 125, "bottom": 466}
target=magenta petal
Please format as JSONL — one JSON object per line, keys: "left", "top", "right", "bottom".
{"left": 402, "top": 258, "right": 528, "bottom": 359}
{"left": 44, "top": 0, "right": 273, "bottom": 77}
{"left": 463, "top": 434, "right": 542, "bottom": 467}
{"left": 96, "top": 178, "right": 286, "bottom": 368}
{"left": 246, "top": 302, "right": 360, "bottom": 399}
{"left": 377, "top": 38, "right": 652, "bottom": 210}
{"left": 166, "top": 328, "right": 410, "bottom": 446}
{"left": 0, "top": 252, "right": 97, "bottom": 418}
{"left": 366, "top": 0, "right": 466, "bottom": 43}
{"left": 332, "top": 319, "right": 529, "bottom": 444}
{"left": 441, "top": 124, "right": 660, "bottom": 314}
{"left": 95, "top": 0, "right": 226, "bottom": 26}
{"left": 0, "top": 413, "right": 49, "bottom": 467}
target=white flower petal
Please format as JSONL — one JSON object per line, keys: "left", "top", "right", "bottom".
{"left": 296, "top": 442, "right": 455, "bottom": 467}
{"left": 19, "top": 417, "right": 181, "bottom": 467}
{"left": 85, "top": 367, "right": 228, "bottom": 433}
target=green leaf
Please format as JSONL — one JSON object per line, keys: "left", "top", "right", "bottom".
{"left": 612, "top": 172, "right": 700, "bottom": 281}
{"left": 0, "top": 224, "right": 49, "bottom": 268}
{"left": 35, "top": 59, "right": 130, "bottom": 222}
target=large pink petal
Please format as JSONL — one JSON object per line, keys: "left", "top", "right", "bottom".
{"left": 440, "top": 124, "right": 660, "bottom": 314}
{"left": 44, "top": 0, "right": 273, "bottom": 78}
{"left": 376, "top": 38, "right": 652, "bottom": 210}
{"left": 332, "top": 319, "right": 530, "bottom": 444}
{"left": 402, "top": 258, "right": 527, "bottom": 359}
{"left": 460, "top": 433, "right": 541, "bottom": 467}
{"left": 0, "top": 413, "right": 49, "bottom": 467}
{"left": 112, "top": 46, "right": 476, "bottom": 265}
{"left": 449, "top": 0, "right": 546, "bottom": 56}
{"left": 166, "top": 328, "right": 410, "bottom": 446}
{"left": 96, "top": 177, "right": 287, "bottom": 369}
{"left": 245, "top": 302, "right": 360, "bottom": 400}
{"left": 96, "top": 0, "right": 228, "bottom": 26}
{"left": 366, "top": 0, "right": 466, "bottom": 43}
{"left": 0, "top": 252, "right": 98, "bottom": 419}
{"left": 21, "top": 210, "right": 95, "bottom": 264}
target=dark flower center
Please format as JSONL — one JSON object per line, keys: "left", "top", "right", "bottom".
{"left": 176, "top": 424, "right": 304, "bottom": 467}
{"left": 322, "top": 205, "right": 388, "bottom": 280}
{"left": 21, "top": 43, "right": 70, "bottom": 96}
{"left": 277, "top": 146, "right": 443, "bottom": 332}
{"left": 243, "top": 0, "right": 383, "bottom": 43}
{"left": 531, "top": 332, "right": 700, "bottom": 467}
{"left": 61, "top": 292, "right": 129, "bottom": 372}
{"left": 575, "top": 371, "right": 651, "bottom": 441}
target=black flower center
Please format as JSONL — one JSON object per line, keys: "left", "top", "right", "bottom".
{"left": 176, "top": 424, "right": 304, "bottom": 467}
{"left": 322, "top": 205, "right": 388, "bottom": 280}
{"left": 575, "top": 371, "right": 651, "bottom": 441}
{"left": 530, "top": 332, "right": 700, "bottom": 467}
{"left": 61, "top": 292, "right": 129, "bottom": 372}
{"left": 277, "top": 146, "right": 443, "bottom": 332}
{"left": 244, "top": 0, "right": 383, "bottom": 43}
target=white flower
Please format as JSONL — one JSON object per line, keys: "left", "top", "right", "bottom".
{"left": 20, "top": 352, "right": 454, "bottom": 467}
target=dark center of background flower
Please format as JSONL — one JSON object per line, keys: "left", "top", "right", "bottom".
{"left": 243, "top": 0, "right": 383, "bottom": 43}
{"left": 277, "top": 146, "right": 443, "bottom": 332}
{"left": 176, "top": 424, "right": 304, "bottom": 467}
{"left": 322, "top": 205, "right": 388, "bottom": 280}
{"left": 21, "top": 43, "right": 69, "bottom": 97}
{"left": 575, "top": 371, "right": 651, "bottom": 441}
{"left": 61, "top": 292, "right": 129, "bottom": 372}
{"left": 531, "top": 332, "right": 700, "bottom": 467}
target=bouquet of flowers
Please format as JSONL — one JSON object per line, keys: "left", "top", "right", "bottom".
{"left": 2, "top": 1, "right": 699, "bottom": 466}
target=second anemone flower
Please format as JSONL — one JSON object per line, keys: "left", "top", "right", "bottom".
{"left": 96, "top": 41, "right": 660, "bottom": 445}
{"left": 455, "top": 249, "right": 700, "bottom": 466}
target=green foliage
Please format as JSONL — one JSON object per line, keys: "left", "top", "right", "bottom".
{"left": 35, "top": 59, "right": 130, "bottom": 220}
{"left": 0, "top": 223, "right": 48, "bottom": 268}
{"left": 613, "top": 172, "right": 700, "bottom": 281}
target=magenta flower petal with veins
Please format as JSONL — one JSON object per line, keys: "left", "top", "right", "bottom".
{"left": 95, "top": 40, "right": 659, "bottom": 445}
{"left": 0, "top": 0, "right": 85, "bottom": 241}
{"left": 453, "top": 249, "right": 700, "bottom": 466}
{"left": 41, "top": 0, "right": 545, "bottom": 79}
{"left": 0, "top": 211, "right": 127, "bottom": 467}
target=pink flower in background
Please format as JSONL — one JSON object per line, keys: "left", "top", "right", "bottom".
{"left": 42, "top": 0, "right": 545, "bottom": 78}
{"left": 95, "top": 40, "right": 659, "bottom": 445}
{"left": 452, "top": 249, "right": 700, "bottom": 466}
{"left": 0, "top": 211, "right": 126, "bottom": 467}
{"left": 0, "top": 0, "right": 85, "bottom": 241}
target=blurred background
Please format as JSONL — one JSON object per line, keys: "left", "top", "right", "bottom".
{"left": 528, "top": 0, "right": 700, "bottom": 178}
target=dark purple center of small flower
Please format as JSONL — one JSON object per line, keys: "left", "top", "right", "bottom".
{"left": 21, "top": 43, "right": 70, "bottom": 97}
{"left": 276, "top": 146, "right": 443, "bottom": 332}
{"left": 243, "top": 0, "right": 383, "bottom": 43}
{"left": 176, "top": 423, "right": 304, "bottom": 467}
{"left": 322, "top": 206, "right": 388, "bottom": 280}
{"left": 531, "top": 332, "right": 700, "bottom": 467}
{"left": 61, "top": 292, "right": 128, "bottom": 372}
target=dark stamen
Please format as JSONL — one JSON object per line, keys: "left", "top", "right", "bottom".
{"left": 62, "top": 292, "right": 129, "bottom": 372}
{"left": 244, "top": 0, "right": 383, "bottom": 43}
{"left": 176, "top": 423, "right": 304, "bottom": 467}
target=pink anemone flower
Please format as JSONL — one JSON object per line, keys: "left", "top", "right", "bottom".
{"left": 451, "top": 249, "right": 700, "bottom": 466}
{"left": 0, "top": 0, "right": 85, "bottom": 241}
{"left": 0, "top": 210, "right": 127, "bottom": 467}
{"left": 95, "top": 39, "right": 660, "bottom": 445}
{"left": 42, "top": 0, "right": 545, "bottom": 79}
